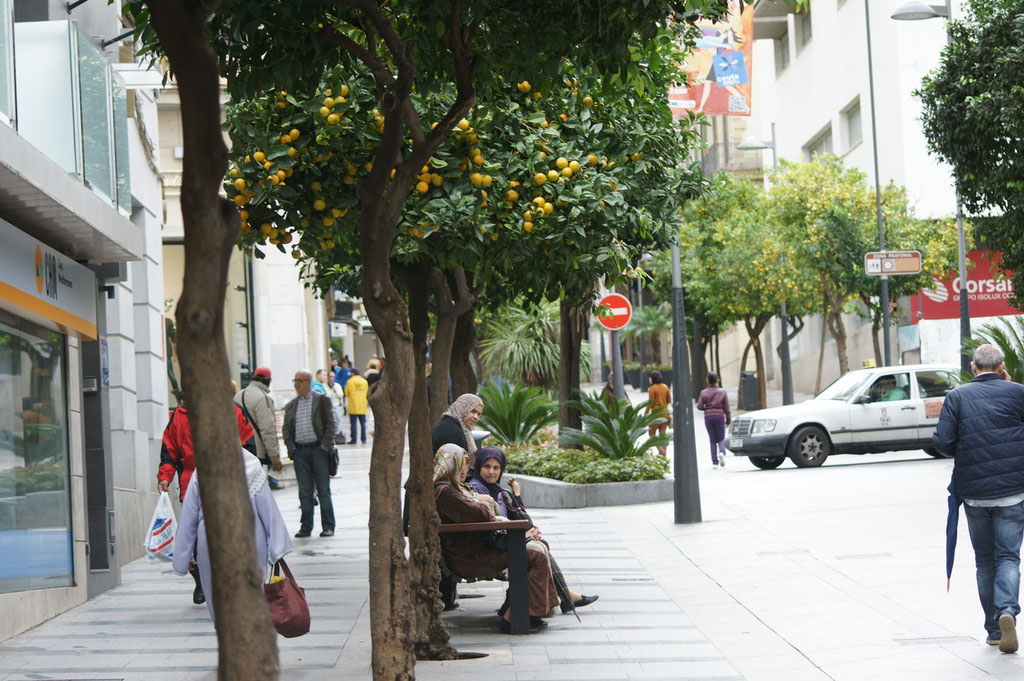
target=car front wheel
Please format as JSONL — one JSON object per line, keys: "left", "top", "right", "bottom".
{"left": 788, "top": 426, "right": 831, "bottom": 468}
{"left": 749, "top": 456, "right": 785, "bottom": 470}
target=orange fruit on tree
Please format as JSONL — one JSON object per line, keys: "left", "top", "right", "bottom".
{"left": 569, "top": 160, "right": 581, "bottom": 173}
{"left": 523, "top": 221, "right": 534, "bottom": 233}
{"left": 546, "top": 169, "right": 559, "bottom": 182}
{"left": 561, "top": 166, "right": 572, "bottom": 177}
{"left": 289, "top": 128, "right": 301, "bottom": 140}
{"left": 233, "top": 194, "right": 248, "bottom": 206}
{"left": 430, "top": 174, "right": 443, "bottom": 187}
{"left": 543, "top": 202, "right": 554, "bottom": 214}
{"left": 416, "top": 181, "right": 429, "bottom": 194}
{"left": 327, "top": 113, "right": 340, "bottom": 125}
{"left": 556, "top": 157, "right": 568, "bottom": 169}
{"left": 587, "top": 153, "right": 599, "bottom": 166}
{"left": 534, "top": 173, "right": 546, "bottom": 185}
{"left": 279, "top": 135, "right": 291, "bottom": 144}
{"left": 253, "top": 151, "right": 266, "bottom": 163}
{"left": 583, "top": 95, "right": 594, "bottom": 107}
{"left": 233, "top": 178, "right": 247, "bottom": 191}
{"left": 320, "top": 107, "right": 330, "bottom": 117}
{"left": 313, "top": 198, "right": 327, "bottom": 211}
{"left": 458, "top": 118, "right": 470, "bottom": 131}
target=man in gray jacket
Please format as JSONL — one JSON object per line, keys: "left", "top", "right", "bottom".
{"left": 234, "top": 367, "right": 283, "bottom": 489}
{"left": 283, "top": 370, "right": 336, "bottom": 537}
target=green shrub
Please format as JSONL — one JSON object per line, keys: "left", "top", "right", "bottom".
{"left": 968, "top": 317, "right": 1024, "bottom": 383}
{"left": 559, "top": 391, "right": 671, "bottom": 459}
{"left": 478, "top": 381, "right": 557, "bottom": 446}
{"left": 622, "top": 360, "right": 643, "bottom": 371}
{"left": 504, "top": 438, "right": 669, "bottom": 484}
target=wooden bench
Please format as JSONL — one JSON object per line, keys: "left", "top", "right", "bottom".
{"left": 438, "top": 519, "right": 531, "bottom": 634}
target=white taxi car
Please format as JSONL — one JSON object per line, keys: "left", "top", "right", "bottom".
{"left": 728, "top": 364, "right": 959, "bottom": 469}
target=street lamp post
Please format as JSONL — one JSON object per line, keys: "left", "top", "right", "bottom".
{"left": 863, "top": 0, "right": 893, "bottom": 367}
{"left": 738, "top": 123, "right": 794, "bottom": 405}
{"left": 892, "top": 0, "right": 972, "bottom": 375}
{"left": 670, "top": 240, "right": 701, "bottom": 524}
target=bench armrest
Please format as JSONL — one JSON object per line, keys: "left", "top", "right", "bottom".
{"left": 438, "top": 519, "right": 529, "bottom": 533}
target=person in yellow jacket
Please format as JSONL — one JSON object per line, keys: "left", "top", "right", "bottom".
{"left": 344, "top": 368, "right": 370, "bottom": 444}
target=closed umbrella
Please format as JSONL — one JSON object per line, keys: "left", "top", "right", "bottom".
{"left": 946, "top": 477, "right": 960, "bottom": 592}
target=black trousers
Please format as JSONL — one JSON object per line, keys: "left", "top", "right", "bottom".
{"left": 292, "top": 446, "right": 335, "bottom": 532}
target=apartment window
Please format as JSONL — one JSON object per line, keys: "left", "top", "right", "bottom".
{"left": 796, "top": 10, "right": 813, "bottom": 50}
{"left": 843, "top": 99, "right": 862, "bottom": 150}
{"left": 803, "top": 125, "right": 833, "bottom": 161}
{"left": 775, "top": 29, "right": 790, "bottom": 75}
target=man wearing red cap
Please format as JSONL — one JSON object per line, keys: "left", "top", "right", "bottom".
{"left": 234, "top": 368, "right": 284, "bottom": 481}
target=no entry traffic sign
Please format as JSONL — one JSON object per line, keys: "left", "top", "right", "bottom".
{"left": 596, "top": 293, "right": 632, "bottom": 331}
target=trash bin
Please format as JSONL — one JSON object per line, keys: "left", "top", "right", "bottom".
{"left": 740, "top": 370, "right": 758, "bottom": 410}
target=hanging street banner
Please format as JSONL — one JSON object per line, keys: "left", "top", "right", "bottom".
{"left": 910, "top": 251, "right": 1020, "bottom": 321}
{"left": 670, "top": 1, "right": 754, "bottom": 117}
{"left": 864, "top": 250, "right": 922, "bottom": 276}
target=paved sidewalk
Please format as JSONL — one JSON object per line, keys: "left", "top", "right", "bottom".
{"left": 3, "top": 397, "right": 1024, "bottom": 680}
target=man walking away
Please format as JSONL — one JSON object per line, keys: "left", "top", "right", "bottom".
{"left": 283, "top": 370, "right": 336, "bottom": 538}
{"left": 234, "top": 367, "right": 284, "bottom": 489}
{"left": 934, "top": 344, "right": 1024, "bottom": 653}
{"left": 345, "top": 368, "right": 369, "bottom": 445}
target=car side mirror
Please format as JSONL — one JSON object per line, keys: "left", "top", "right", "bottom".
{"left": 853, "top": 394, "right": 871, "bottom": 405}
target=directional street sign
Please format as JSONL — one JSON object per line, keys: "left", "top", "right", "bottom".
{"left": 596, "top": 293, "right": 632, "bottom": 330}
{"left": 864, "top": 250, "right": 922, "bottom": 276}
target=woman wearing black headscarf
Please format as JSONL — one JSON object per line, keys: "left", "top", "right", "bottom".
{"left": 467, "top": 446, "right": 598, "bottom": 615}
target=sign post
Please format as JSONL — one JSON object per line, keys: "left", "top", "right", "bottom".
{"left": 596, "top": 293, "right": 632, "bottom": 401}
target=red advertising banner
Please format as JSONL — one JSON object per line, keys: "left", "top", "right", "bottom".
{"left": 671, "top": 1, "right": 753, "bottom": 117}
{"left": 910, "top": 251, "right": 1020, "bottom": 322}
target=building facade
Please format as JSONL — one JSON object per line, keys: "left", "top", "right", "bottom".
{"left": 0, "top": 0, "right": 166, "bottom": 640}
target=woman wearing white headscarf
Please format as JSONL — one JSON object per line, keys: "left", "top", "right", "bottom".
{"left": 430, "top": 393, "right": 483, "bottom": 456}
{"left": 433, "top": 443, "right": 560, "bottom": 633}
{"left": 173, "top": 449, "right": 293, "bottom": 619}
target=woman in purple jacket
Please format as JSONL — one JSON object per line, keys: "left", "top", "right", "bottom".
{"left": 696, "top": 372, "right": 731, "bottom": 468}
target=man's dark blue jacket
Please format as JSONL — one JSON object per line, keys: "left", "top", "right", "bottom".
{"left": 933, "top": 372, "right": 1024, "bottom": 500}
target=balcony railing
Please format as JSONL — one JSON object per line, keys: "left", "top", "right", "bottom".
{"left": 6, "top": 18, "right": 130, "bottom": 215}
{"left": 701, "top": 142, "right": 766, "bottom": 175}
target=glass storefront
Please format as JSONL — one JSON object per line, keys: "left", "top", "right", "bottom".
{"left": 0, "top": 308, "right": 72, "bottom": 593}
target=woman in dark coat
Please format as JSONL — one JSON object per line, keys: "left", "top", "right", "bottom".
{"left": 467, "top": 446, "right": 598, "bottom": 614}
{"left": 431, "top": 393, "right": 483, "bottom": 454}
{"left": 433, "top": 443, "right": 560, "bottom": 632}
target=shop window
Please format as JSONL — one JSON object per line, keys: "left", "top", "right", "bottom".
{"left": 0, "top": 309, "right": 73, "bottom": 593}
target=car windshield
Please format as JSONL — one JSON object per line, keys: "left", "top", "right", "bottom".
{"left": 815, "top": 372, "right": 872, "bottom": 401}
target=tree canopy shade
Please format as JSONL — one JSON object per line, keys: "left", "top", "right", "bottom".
{"left": 917, "top": 0, "right": 1024, "bottom": 304}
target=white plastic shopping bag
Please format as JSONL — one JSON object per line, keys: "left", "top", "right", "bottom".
{"left": 144, "top": 491, "right": 177, "bottom": 562}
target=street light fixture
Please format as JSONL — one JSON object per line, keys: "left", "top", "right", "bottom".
{"left": 738, "top": 125, "right": 795, "bottom": 406}
{"left": 892, "top": 0, "right": 972, "bottom": 375}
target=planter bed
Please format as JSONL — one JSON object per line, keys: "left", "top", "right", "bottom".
{"left": 514, "top": 473, "right": 673, "bottom": 509}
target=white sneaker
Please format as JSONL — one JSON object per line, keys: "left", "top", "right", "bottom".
{"left": 719, "top": 457, "right": 726, "bottom": 468}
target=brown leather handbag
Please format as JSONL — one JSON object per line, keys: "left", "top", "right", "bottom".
{"left": 264, "top": 558, "right": 310, "bottom": 637}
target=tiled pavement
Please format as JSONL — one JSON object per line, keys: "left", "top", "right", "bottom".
{"left": 6, "top": 389, "right": 1024, "bottom": 680}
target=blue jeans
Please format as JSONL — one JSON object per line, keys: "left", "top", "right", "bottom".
{"left": 964, "top": 502, "right": 1024, "bottom": 638}
{"left": 350, "top": 414, "right": 366, "bottom": 443}
{"left": 292, "top": 446, "right": 335, "bottom": 533}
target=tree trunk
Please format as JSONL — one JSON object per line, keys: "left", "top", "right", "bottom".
{"left": 143, "top": 2, "right": 279, "bottom": 679}
{"left": 815, "top": 305, "right": 828, "bottom": 394}
{"left": 714, "top": 333, "right": 722, "bottom": 379}
{"left": 827, "top": 310, "right": 849, "bottom": 375}
{"left": 426, "top": 268, "right": 474, "bottom": 424}
{"left": 558, "top": 299, "right": 587, "bottom": 431}
{"left": 359, "top": 200, "right": 417, "bottom": 679}
{"left": 450, "top": 305, "right": 478, "bottom": 397}
{"left": 402, "top": 268, "right": 457, "bottom": 661}
{"left": 744, "top": 316, "right": 770, "bottom": 409}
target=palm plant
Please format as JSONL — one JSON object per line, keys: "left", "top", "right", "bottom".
{"left": 620, "top": 302, "right": 671, "bottom": 362}
{"left": 968, "top": 317, "right": 1024, "bottom": 383}
{"left": 478, "top": 301, "right": 591, "bottom": 388}
{"left": 477, "top": 381, "right": 557, "bottom": 446}
{"left": 559, "top": 391, "right": 671, "bottom": 460}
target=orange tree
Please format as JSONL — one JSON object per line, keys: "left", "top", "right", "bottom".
{"left": 222, "top": 25, "right": 703, "bottom": 656}
{"left": 670, "top": 172, "right": 818, "bottom": 407}
{"left": 130, "top": 0, "right": 725, "bottom": 677}
{"left": 770, "top": 157, "right": 961, "bottom": 376}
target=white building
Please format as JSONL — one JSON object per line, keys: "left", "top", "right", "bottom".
{"left": 708, "top": 0, "right": 1016, "bottom": 397}
{"left": 0, "top": 0, "right": 166, "bottom": 640}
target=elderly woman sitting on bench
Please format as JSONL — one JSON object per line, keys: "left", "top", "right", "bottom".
{"left": 434, "top": 443, "right": 560, "bottom": 633}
